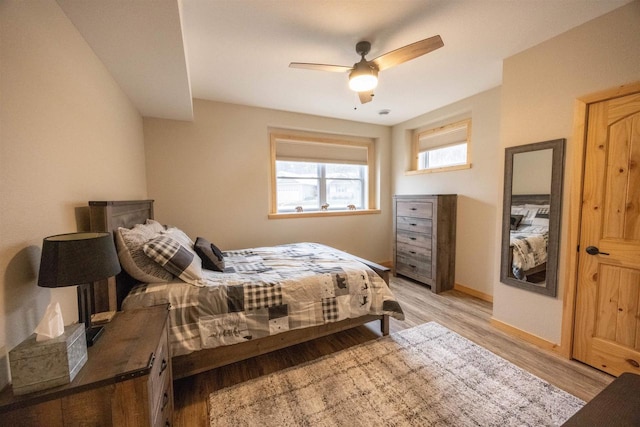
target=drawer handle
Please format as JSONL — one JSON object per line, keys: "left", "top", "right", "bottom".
{"left": 162, "top": 392, "right": 169, "bottom": 410}
{"left": 409, "top": 264, "right": 417, "bottom": 268}
{"left": 410, "top": 251, "right": 416, "bottom": 255}
{"left": 160, "top": 358, "right": 168, "bottom": 375}
{"left": 410, "top": 223, "right": 417, "bottom": 226}
{"left": 410, "top": 207, "right": 417, "bottom": 211}
{"left": 409, "top": 237, "right": 416, "bottom": 241}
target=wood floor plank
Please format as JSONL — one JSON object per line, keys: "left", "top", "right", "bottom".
{"left": 173, "top": 276, "right": 614, "bottom": 427}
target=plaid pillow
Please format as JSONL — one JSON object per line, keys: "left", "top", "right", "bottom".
{"left": 143, "top": 235, "right": 203, "bottom": 284}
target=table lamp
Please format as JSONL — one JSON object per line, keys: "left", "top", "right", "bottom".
{"left": 37, "top": 232, "right": 121, "bottom": 346}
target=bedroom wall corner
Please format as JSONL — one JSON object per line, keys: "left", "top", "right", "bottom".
{"left": 493, "top": 0, "right": 640, "bottom": 344}
{"left": 0, "top": 1, "right": 147, "bottom": 390}
{"left": 391, "top": 86, "right": 502, "bottom": 298}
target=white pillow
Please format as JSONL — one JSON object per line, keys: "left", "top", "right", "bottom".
{"left": 145, "top": 219, "right": 166, "bottom": 234}
{"left": 161, "top": 226, "right": 195, "bottom": 248}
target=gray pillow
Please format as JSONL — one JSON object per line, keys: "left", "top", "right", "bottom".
{"left": 115, "top": 224, "right": 174, "bottom": 283}
{"left": 194, "top": 237, "right": 225, "bottom": 272}
{"left": 510, "top": 214, "right": 524, "bottom": 230}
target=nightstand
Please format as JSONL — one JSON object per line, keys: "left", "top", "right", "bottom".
{"left": 0, "top": 304, "right": 173, "bottom": 426}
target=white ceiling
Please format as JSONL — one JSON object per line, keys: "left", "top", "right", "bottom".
{"left": 57, "top": 0, "right": 631, "bottom": 126}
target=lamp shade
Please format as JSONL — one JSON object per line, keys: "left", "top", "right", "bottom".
{"left": 38, "top": 232, "right": 121, "bottom": 288}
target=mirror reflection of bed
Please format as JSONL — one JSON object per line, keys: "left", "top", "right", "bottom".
{"left": 509, "top": 194, "right": 550, "bottom": 284}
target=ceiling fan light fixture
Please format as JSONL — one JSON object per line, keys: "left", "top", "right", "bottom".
{"left": 291, "top": 35, "right": 443, "bottom": 104}
{"left": 348, "top": 61, "right": 378, "bottom": 92}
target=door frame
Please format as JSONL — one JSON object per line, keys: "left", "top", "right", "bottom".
{"left": 560, "top": 81, "right": 640, "bottom": 359}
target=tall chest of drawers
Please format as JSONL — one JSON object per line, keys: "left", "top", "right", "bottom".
{"left": 393, "top": 194, "right": 457, "bottom": 293}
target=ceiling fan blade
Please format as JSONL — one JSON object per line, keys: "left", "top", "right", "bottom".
{"left": 289, "top": 62, "right": 353, "bottom": 73}
{"left": 372, "top": 35, "right": 444, "bottom": 71}
{"left": 358, "top": 91, "right": 374, "bottom": 104}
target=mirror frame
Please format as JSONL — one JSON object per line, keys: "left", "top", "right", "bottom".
{"left": 500, "top": 138, "right": 565, "bottom": 297}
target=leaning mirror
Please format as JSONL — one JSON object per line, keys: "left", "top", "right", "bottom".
{"left": 500, "top": 138, "right": 565, "bottom": 297}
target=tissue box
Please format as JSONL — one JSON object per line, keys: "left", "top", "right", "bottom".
{"left": 9, "top": 323, "right": 87, "bottom": 395}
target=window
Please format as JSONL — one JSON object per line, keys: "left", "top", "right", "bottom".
{"left": 412, "top": 119, "right": 471, "bottom": 173}
{"left": 270, "top": 131, "right": 376, "bottom": 217}
{"left": 276, "top": 162, "right": 366, "bottom": 212}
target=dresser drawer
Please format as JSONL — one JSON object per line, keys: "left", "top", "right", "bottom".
{"left": 397, "top": 201, "right": 433, "bottom": 219}
{"left": 396, "top": 242, "right": 431, "bottom": 259}
{"left": 396, "top": 256, "right": 432, "bottom": 281}
{"left": 149, "top": 325, "right": 171, "bottom": 426}
{"left": 396, "top": 216, "right": 432, "bottom": 234}
{"left": 396, "top": 230, "right": 431, "bottom": 249}
{"left": 152, "top": 373, "right": 172, "bottom": 427}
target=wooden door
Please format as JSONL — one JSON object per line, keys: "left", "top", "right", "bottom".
{"left": 573, "top": 92, "right": 640, "bottom": 376}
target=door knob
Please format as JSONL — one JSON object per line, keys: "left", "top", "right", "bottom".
{"left": 586, "top": 246, "right": 610, "bottom": 256}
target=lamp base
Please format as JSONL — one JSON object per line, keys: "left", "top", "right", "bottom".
{"left": 85, "top": 325, "right": 104, "bottom": 347}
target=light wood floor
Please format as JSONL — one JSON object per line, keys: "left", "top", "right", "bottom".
{"left": 173, "top": 276, "right": 614, "bottom": 427}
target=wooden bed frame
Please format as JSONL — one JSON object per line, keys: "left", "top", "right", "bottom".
{"left": 88, "top": 200, "right": 390, "bottom": 379}
{"left": 509, "top": 194, "right": 549, "bottom": 280}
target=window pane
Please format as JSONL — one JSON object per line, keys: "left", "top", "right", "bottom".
{"left": 276, "top": 161, "right": 318, "bottom": 177}
{"left": 326, "top": 179, "right": 363, "bottom": 209}
{"left": 325, "top": 163, "right": 364, "bottom": 179}
{"left": 420, "top": 143, "right": 467, "bottom": 169}
{"left": 277, "top": 178, "right": 319, "bottom": 210}
{"left": 275, "top": 160, "right": 365, "bottom": 212}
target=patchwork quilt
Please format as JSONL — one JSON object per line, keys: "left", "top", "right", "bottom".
{"left": 122, "top": 243, "right": 404, "bottom": 356}
{"left": 510, "top": 227, "right": 549, "bottom": 280}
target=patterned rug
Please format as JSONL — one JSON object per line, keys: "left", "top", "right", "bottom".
{"left": 209, "top": 322, "right": 583, "bottom": 426}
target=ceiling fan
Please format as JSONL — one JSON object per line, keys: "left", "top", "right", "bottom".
{"left": 289, "top": 35, "right": 444, "bottom": 104}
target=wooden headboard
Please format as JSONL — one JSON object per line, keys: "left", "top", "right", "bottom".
{"left": 89, "top": 200, "right": 155, "bottom": 311}
{"left": 511, "top": 194, "right": 550, "bottom": 206}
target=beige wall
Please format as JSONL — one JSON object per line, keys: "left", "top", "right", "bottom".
{"left": 391, "top": 87, "right": 502, "bottom": 298}
{"left": 0, "top": 1, "right": 147, "bottom": 388}
{"left": 144, "top": 99, "right": 392, "bottom": 262}
{"left": 494, "top": 1, "right": 640, "bottom": 343}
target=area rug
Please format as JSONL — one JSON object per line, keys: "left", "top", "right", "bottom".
{"left": 209, "top": 322, "right": 584, "bottom": 426}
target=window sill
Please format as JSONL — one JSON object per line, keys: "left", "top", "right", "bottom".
{"left": 406, "top": 163, "right": 472, "bottom": 175}
{"left": 268, "top": 209, "right": 381, "bottom": 219}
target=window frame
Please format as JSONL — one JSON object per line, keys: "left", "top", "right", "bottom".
{"left": 269, "top": 130, "right": 378, "bottom": 219}
{"left": 409, "top": 118, "right": 472, "bottom": 174}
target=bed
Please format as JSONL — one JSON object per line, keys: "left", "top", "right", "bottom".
{"left": 87, "top": 200, "right": 404, "bottom": 379}
{"left": 508, "top": 194, "right": 550, "bottom": 282}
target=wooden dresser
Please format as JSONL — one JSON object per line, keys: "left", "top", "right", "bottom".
{"left": 393, "top": 194, "right": 457, "bottom": 293}
{"left": 0, "top": 305, "right": 173, "bottom": 426}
